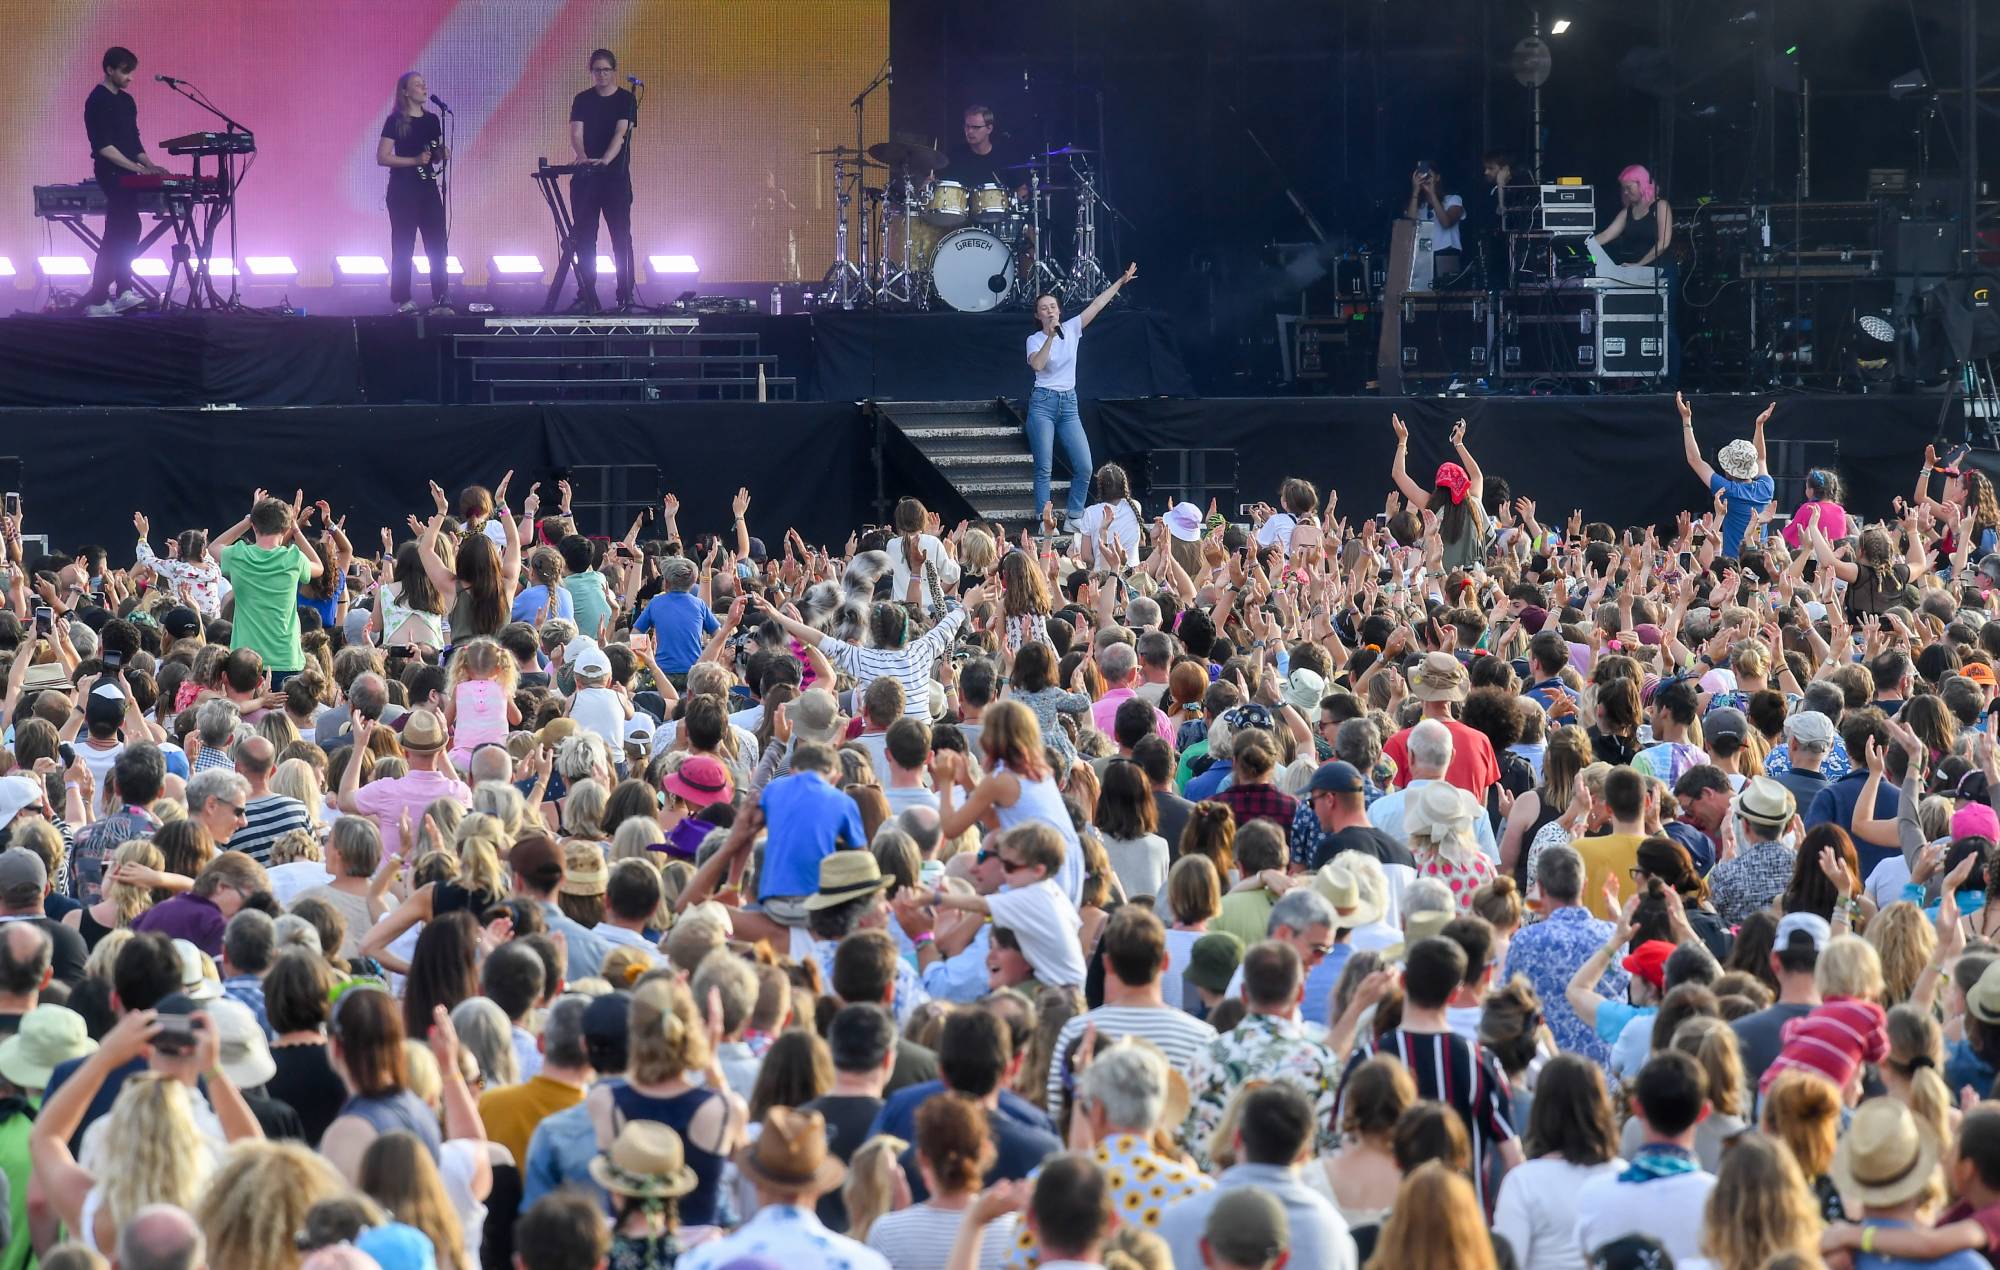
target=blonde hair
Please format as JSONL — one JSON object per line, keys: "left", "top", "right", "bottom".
{"left": 83, "top": 927, "right": 133, "bottom": 982}
{"left": 450, "top": 813, "right": 509, "bottom": 897}
{"left": 358, "top": 1129, "right": 467, "bottom": 1270}
{"left": 1365, "top": 1162, "right": 1496, "bottom": 1270}
{"left": 446, "top": 637, "right": 518, "bottom": 702}
{"left": 841, "top": 1134, "right": 909, "bottom": 1242}
{"left": 105, "top": 838, "right": 165, "bottom": 926}
{"left": 1867, "top": 902, "right": 1937, "bottom": 1005}
{"left": 98, "top": 1073, "right": 207, "bottom": 1230}
{"left": 1673, "top": 1016, "right": 1747, "bottom": 1120}
{"left": 630, "top": 977, "right": 709, "bottom": 1083}
{"left": 564, "top": 778, "right": 610, "bottom": 840}
{"left": 1700, "top": 1132, "right": 1822, "bottom": 1270}
{"left": 148, "top": 797, "right": 187, "bottom": 826}
{"left": 1816, "top": 934, "right": 1886, "bottom": 1003}
{"left": 196, "top": 1139, "right": 348, "bottom": 1270}
{"left": 961, "top": 527, "right": 997, "bottom": 573}
{"left": 1885, "top": 1003, "right": 1953, "bottom": 1150}
{"left": 470, "top": 780, "right": 527, "bottom": 840}
{"left": 267, "top": 828, "right": 321, "bottom": 866}
{"left": 270, "top": 757, "right": 323, "bottom": 826}
{"left": 610, "top": 817, "right": 665, "bottom": 861}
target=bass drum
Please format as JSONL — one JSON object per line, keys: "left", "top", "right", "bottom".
{"left": 930, "top": 227, "right": 1018, "bottom": 313}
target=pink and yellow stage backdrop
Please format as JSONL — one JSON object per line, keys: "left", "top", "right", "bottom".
{"left": 0, "top": 0, "right": 887, "bottom": 288}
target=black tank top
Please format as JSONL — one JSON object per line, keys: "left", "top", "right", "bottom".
{"left": 1609, "top": 201, "right": 1657, "bottom": 265}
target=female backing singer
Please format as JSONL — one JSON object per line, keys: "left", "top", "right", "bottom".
{"left": 1026, "top": 264, "right": 1136, "bottom": 533}
{"left": 376, "top": 72, "right": 452, "bottom": 315}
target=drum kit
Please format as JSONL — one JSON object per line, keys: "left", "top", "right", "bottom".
{"left": 813, "top": 137, "right": 1118, "bottom": 313}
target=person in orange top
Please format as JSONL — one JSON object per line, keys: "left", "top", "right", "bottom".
{"left": 1381, "top": 652, "right": 1500, "bottom": 799}
{"left": 1574, "top": 767, "right": 1654, "bottom": 920}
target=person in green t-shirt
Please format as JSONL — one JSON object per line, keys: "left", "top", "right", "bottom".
{"left": 211, "top": 488, "right": 324, "bottom": 678}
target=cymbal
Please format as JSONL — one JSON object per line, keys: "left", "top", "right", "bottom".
{"left": 869, "top": 139, "right": 949, "bottom": 171}
{"left": 1041, "top": 144, "right": 1096, "bottom": 157}
{"left": 807, "top": 145, "right": 868, "bottom": 155}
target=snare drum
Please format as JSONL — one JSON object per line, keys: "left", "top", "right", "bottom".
{"left": 971, "top": 183, "right": 1012, "bottom": 223}
{"left": 923, "top": 180, "right": 968, "bottom": 227}
{"left": 930, "top": 227, "right": 1017, "bottom": 313}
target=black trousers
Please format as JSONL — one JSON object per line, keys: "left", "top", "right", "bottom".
{"left": 387, "top": 177, "right": 448, "bottom": 305}
{"left": 87, "top": 162, "right": 139, "bottom": 304}
{"left": 570, "top": 170, "right": 634, "bottom": 303}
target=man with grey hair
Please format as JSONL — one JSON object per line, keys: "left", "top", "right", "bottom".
{"left": 1127, "top": 595, "right": 1164, "bottom": 634}
{"left": 692, "top": 949, "right": 762, "bottom": 1099}
{"left": 1223, "top": 886, "right": 1340, "bottom": 1021}
{"left": 478, "top": 993, "right": 594, "bottom": 1166}
{"left": 1770, "top": 708, "right": 1836, "bottom": 817}
{"left": 191, "top": 698, "right": 241, "bottom": 773}
{"left": 1365, "top": 717, "right": 1496, "bottom": 857}
{"left": 1089, "top": 639, "right": 1171, "bottom": 742}
{"left": 227, "top": 735, "right": 310, "bottom": 864}
{"left": 634, "top": 555, "right": 714, "bottom": 689}
{"left": 117, "top": 1203, "right": 208, "bottom": 1270}
{"left": 322, "top": 671, "right": 392, "bottom": 753}
{"left": 468, "top": 744, "right": 514, "bottom": 787}
{"left": 185, "top": 768, "right": 252, "bottom": 851}
{"left": 893, "top": 805, "right": 942, "bottom": 860}
{"left": 1500, "top": 842, "right": 1628, "bottom": 1065}
{"left": 1132, "top": 628, "right": 1173, "bottom": 704}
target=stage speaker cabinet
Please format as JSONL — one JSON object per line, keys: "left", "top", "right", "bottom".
{"left": 1398, "top": 295, "right": 1492, "bottom": 385}
{"left": 1500, "top": 288, "right": 1666, "bottom": 380}
{"left": 564, "top": 464, "right": 662, "bottom": 540}
{"left": 1146, "top": 449, "right": 1237, "bottom": 513}
{"left": 1294, "top": 316, "right": 1362, "bottom": 381}
{"left": 1536, "top": 184, "right": 1596, "bottom": 234}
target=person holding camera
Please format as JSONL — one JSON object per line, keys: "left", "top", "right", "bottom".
{"left": 1404, "top": 159, "right": 1464, "bottom": 282}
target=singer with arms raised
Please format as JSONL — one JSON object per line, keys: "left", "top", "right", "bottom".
{"left": 376, "top": 71, "right": 452, "bottom": 315}
{"left": 82, "top": 46, "right": 167, "bottom": 317}
{"left": 1025, "top": 264, "right": 1136, "bottom": 533}
{"left": 568, "top": 48, "right": 638, "bottom": 313}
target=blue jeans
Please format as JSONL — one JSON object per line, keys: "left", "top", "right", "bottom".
{"left": 1026, "top": 386, "right": 1091, "bottom": 521}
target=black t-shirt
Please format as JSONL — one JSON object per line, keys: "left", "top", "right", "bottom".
{"left": 800, "top": 1093, "right": 884, "bottom": 1232}
{"left": 2, "top": 916, "right": 87, "bottom": 989}
{"left": 1316, "top": 825, "right": 1417, "bottom": 873}
{"left": 85, "top": 84, "right": 142, "bottom": 172}
{"left": 266, "top": 1041, "right": 347, "bottom": 1147}
{"left": 379, "top": 111, "right": 443, "bottom": 186}
{"left": 946, "top": 136, "right": 1028, "bottom": 192}
{"left": 570, "top": 87, "right": 637, "bottom": 175}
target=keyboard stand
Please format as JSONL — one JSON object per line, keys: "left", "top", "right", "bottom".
{"left": 531, "top": 162, "right": 586, "bottom": 313}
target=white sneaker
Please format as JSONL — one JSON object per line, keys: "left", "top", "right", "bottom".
{"left": 110, "top": 288, "right": 148, "bottom": 314}
{"left": 83, "top": 300, "right": 119, "bottom": 317}
{"left": 1060, "top": 517, "right": 1082, "bottom": 534}
{"left": 395, "top": 300, "right": 419, "bottom": 314}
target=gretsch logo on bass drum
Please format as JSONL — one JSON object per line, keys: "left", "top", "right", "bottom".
{"left": 953, "top": 237, "right": 995, "bottom": 252}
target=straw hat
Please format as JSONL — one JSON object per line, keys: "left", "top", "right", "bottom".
{"left": 589, "top": 1120, "right": 699, "bottom": 1200}
{"left": 1407, "top": 652, "right": 1469, "bottom": 703}
{"left": 733, "top": 1107, "right": 846, "bottom": 1193}
{"left": 800, "top": 850, "right": 893, "bottom": 911}
{"left": 1830, "top": 1098, "right": 1941, "bottom": 1208}
{"left": 1314, "top": 859, "right": 1386, "bottom": 930}
{"left": 559, "top": 840, "right": 609, "bottom": 897}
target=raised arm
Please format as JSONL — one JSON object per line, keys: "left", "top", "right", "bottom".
{"left": 1388, "top": 414, "right": 1432, "bottom": 508}
{"left": 415, "top": 513, "right": 458, "bottom": 595}
{"left": 1077, "top": 262, "right": 1136, "bottom": 330}
{"left": 731, "top": 487, "right": 752, "bottom": 561}
{"left": 1448, "top": 418, "right": 1484, "bottom": 501}
{"left": 1677, "top": 393, "right": 1716, "bottom": 485}
{"left": 1752, "top": 401, "right": 1773, "bottom": 477}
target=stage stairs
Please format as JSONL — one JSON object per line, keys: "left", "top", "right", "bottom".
{"left": 868, "top": 399, "right": 1071, "bottom": 527}
{"left": 451, "top": 316, "right": 797, "bottom": 404}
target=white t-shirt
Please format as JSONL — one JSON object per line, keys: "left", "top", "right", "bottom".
{"left": 1027, "top": 316, "right": 1085, "bottom": 391}
{"left": 568, "top": 686, "right": 626, "bottom": 751}
{"left": 1075, "top": 500, "right": 1142, "bottom": 568}
{"left": 1421, "top": 194, "right": 1465, "bottom": 252}
{"left": 1254, "top": 512, "right": 1298, "bottom": 551}
{"left": 1572, "top": 1167, "right": 1715, "bottom": 1267}
{"left": 987, "top": 878, "right": 1086, "bottom": 988}
{"left": 886, "top": 534, "right": 960, "bottom": 604}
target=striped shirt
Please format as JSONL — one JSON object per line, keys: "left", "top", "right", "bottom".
{"left": 1338, "top": 1028, "right": 1517, "bottom": 1210}
{"left": 867, "top": 1204, "right": 1018, "bottom": 1270}
{"left": 224, "top": 793, "right": 312, "bottom": 866}
{"left": 1044, "top": 1004, "right": 1218, "bottom": 1121}
{"left": 816, "top": 607, "right": 967, "bottom": 717}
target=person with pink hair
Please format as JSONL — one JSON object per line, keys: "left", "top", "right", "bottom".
{"left": 1596, "top": 164, "right": 1675, "bottom": 266}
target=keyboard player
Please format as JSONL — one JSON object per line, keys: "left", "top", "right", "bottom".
{"left": 83, "top": 46, "right": 168, "bottom": 317}
{"left": 1594, "top": 164, "right": 1674, "bottom": 267}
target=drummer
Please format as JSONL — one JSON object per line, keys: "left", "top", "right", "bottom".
{"left": 947, "top": 104, "right": 1028, "bottom": 197}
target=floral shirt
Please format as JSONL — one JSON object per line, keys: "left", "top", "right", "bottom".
{"left": 1632, "top": 740, "right": 1708, "bottom": 788}
{"left": 1766, "top": 735, "right": 1852, "bottom": 780}
{"left": 1500, "top": 905, "right": 1629, "bottom": 1067}
{"left": 136, "top": 540, "right": 225, "bottom": 617}
{"left": 676, "top": 1205, "right": 887, "bottom": 1270}
{"left": 1181, "top": 1012, "right": 1341, "bottom": 1170}
{"left": 1707, "top": 840, "right": 1797, "bottom": 926}
{"left": 1003, "top": 1134, "right": 1212, "bottom": 1267}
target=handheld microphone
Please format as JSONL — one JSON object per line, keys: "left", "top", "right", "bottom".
{"left": 627, "top": 75, "right": 643, "bottom": 87}
{"left": 154, "top": 74, "right": 182, "bottom": 85}
{"left": 429, "top": 94, "right": 454, "bottom": 114}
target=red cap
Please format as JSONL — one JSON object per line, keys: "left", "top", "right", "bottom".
{"left": 1620, "top": 939, "right": 1675, "bottom": 992}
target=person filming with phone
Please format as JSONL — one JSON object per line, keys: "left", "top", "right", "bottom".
{"left": 1404, "top": 159, "right": 1464, "bottom": 284}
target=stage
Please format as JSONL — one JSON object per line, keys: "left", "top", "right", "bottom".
{"left": 0, "top": 391, "right": 1956, "bottom": 555}
{"left": 0, "top": 309, "right": 1194, "bottom": 409}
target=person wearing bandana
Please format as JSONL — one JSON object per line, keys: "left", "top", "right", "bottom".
{"left": 1389, "top": 414, "right": 1489, "bottom": 571}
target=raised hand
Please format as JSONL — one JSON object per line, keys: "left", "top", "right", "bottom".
{"left": 732, "top": 487, "right": 751, "bottom": 520}
{"left": 1449, "top": 419, "right": 1467, "bottom": 447}
{"left": 1675, "top": 391, "right": 1693, "bottom": 426}
{"left": 1390, "top": 413, "right": 1408, "bottom": 444}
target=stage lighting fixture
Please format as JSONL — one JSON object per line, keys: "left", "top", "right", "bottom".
{"left": 492, "top": 255, "right": 544, "bottom": 275}
{"left": 413, "top": 256, "right": 465, "bottom": 276}
{"left": 594, "top": 254, "right": 617, "bottom": 274}
{"left": 649, "top": 255, "right": 700, "bottom": 274}
{"left": 1550, "top": 19, "right": 1572, "bottom": 35}
{"left": 1858, "top": 314, "right": 1896, "bottom": 345}
{"left": 0, "top": 258, "right": 14, "bottom": 277}
{"left": 334, "top": 256, "right": 389, "bottom": 277}
{"left": 37, "top": 256, "right": 90, "bottom": 277}
{"left": 192, "top": 258, "right": 238, "bottom": 276}
{"left": 132, "top": 259, "right": 169, "bottom": 278}
{"left": 1889, "top": 70, "right": 1928, "bottom": 100}
{"left": 246, "top": 256, "right": 298, "bottom": 277}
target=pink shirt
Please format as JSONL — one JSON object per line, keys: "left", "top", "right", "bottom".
{"left": 352, "top": 768, "right": 473, "bottom": 857}
{"left": 453, "top": 679, "right": 509, "bottom": 750}
{"left": 1780, "top": 499, "right": 1848, "bottom": 550}
{"left": 1089, "top": 686, "right": 1174, "bottom": 745}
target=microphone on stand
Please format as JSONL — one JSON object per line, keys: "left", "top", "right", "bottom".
{"left": 886, "top": 62, "right": 893, "bottom": 89}
{"left": 627, "top": 75, "right": 644, "bottom": 87}
{"left": 429, "top": 94, "right": 454, "bottom": 114}
{"left": 154, "top": 75, "right": 184, "bottom": 85}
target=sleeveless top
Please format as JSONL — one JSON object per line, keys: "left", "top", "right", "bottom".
{"left": 380, "top": 582, "right": 447, "bottom": 649}
{"left": 608, "top": 1084, "right": 726, "bottom": 1226}
{"left": 992, "top": 760, "right": 1084, "bottom": 905}
{"left": 1609, "top": 200, "right": 1658, "bottom": 265}
{"left": 75, "top": 905, "right": 118, "bottom": 952}
{"left": 453, "top": 680, "right": 509, "bottom": 750}
{"left": 433, "top": 879, "right": 503, "bottom": 919}
{"left": 338, "top": 1088, "right": 443, "bottom": 1160}
{"left": 447, "top": 588, "right": 506, "bottom": 642}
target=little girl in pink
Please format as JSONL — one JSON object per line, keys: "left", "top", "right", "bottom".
{"left": 445, "top": 638, "right": 521, "bottom": 772}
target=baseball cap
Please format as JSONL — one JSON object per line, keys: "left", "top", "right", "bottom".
{"left": 1185, "top": 932, "right": 1244, "bottom": 994}
{"left": 572, "top": 646, "right": 612, "bottom": 680}
{"left": 1620, "top": 939, "right": 1675, "bottom": 992}
{"left": 1704, "top": 706, "right": 1748, "bottom": 741}
{"left": 162, "top": 606, "right": 202, "bottom": 641}
{"left": 0, "top": 847, "right": 46, "bottom": 895}
{"left": 1963, "top": 663, "right": 1998, "bottom": 689}
{"left": 84, "top": 681, "right": 126, "bottom": 727}
{"left": 0, "top": 778, "right": 44, "bottom": 833}
{"left": 1774, "top": 911, "right": 1832, "bottom": 956}
{"left": 1306, "top": 761, "right": 1366, "bottom": 796}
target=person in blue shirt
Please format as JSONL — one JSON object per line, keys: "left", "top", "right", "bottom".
{"left": 632, "top": 556, "right": 718, "bottom": 683}
{"left": 1677, "top": 392, "right": 1774, "bottom": 559}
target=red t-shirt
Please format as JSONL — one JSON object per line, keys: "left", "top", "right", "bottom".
{"left": 1383, "top": 718, "right": 1501, "bottom": 797}
{"left": 1937, "top": 1199, "right": 2000, "bottom": 1261}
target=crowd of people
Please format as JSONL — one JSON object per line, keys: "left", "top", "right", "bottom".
{"left": 1, "top": 406, "right": 1999, "bottom": 1270}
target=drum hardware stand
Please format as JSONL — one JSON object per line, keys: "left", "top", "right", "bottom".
{"left": 1062, "top": 158, "right": 1113, "bottom": 302}
{"left": 876, "top": 169, "right": 923, "bottom": 309}
{"left": 820, "top": 151, "right": 867, "bottom": 309}
{"left": 1026, "top": 165, "right": 1065, "bottom": 299}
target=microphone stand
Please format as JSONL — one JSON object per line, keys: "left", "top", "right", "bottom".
{"left": 625, "top": 81, "right": 643, "bottom": 310}
{"left": 159, "top": 78, "right": 251, "bottom": 310}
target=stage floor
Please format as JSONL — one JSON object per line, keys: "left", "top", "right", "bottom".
{"left": 0, "top": 308, "right": 1193, "bottom": 409}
